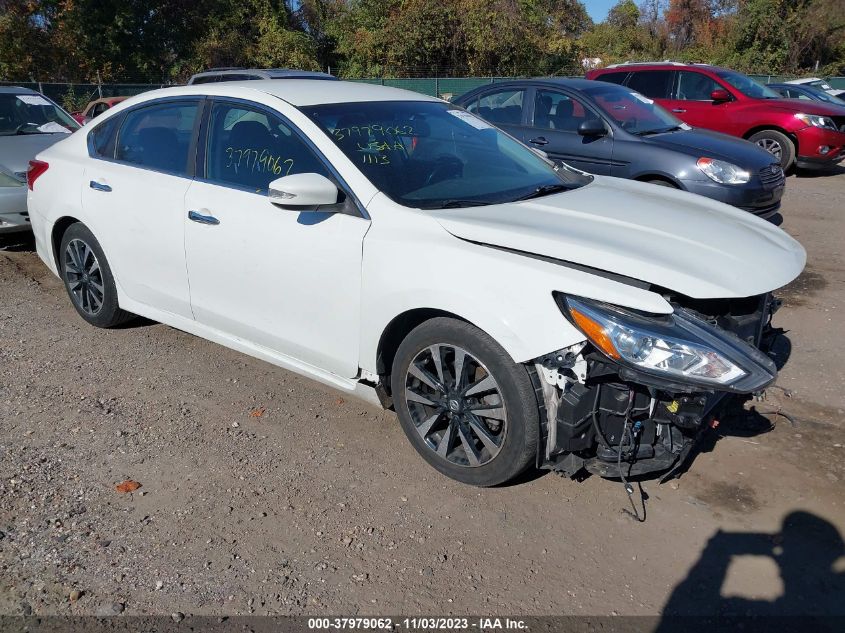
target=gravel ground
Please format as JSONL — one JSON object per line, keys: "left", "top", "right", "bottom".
{"left": 1, "top": 170, "right": 844, "bottom": 619}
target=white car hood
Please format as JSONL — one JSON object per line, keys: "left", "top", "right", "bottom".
{"left": 427, "top": 176, "right": 805, "bottom": 299}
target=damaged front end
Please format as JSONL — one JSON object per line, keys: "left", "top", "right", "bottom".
{"left": 534, "top": 292, "right": 780, "bottom": 480}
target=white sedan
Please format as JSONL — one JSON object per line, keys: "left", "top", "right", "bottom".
{"left": 27, "top": 81, "right": 805, "bottom": 486}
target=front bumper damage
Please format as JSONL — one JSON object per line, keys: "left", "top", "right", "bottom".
{"left": 533, "top": 293, "right": 780, "bottom": 480}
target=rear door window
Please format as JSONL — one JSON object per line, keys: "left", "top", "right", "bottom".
{"left": 467, "top": 89, "right": 526, "bottom": 126}
{"left": 115, "top": 100, "right": 199, "bottom": 175}
{"left": 627, "top": 71, "right": 674, "bottom": 99}
{"left": 204, "top": 101, "right": 331, "bottom": 192}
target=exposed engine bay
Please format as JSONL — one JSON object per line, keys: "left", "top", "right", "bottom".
{"left": 534, "top": 292, "right": 780, "bottom": 480}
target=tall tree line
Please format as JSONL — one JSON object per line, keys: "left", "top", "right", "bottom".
{"left": 1, "top": 0, "right": 843, "bottom": 82}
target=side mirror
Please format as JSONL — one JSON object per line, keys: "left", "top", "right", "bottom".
{"left": 577, "top": 119, "right": 607, "bottom": 137}
{"left": 711, "top": 89, "right": 731, "bottom": 103}
{"left": 268, "top": 173, "right": 339, "bottom": 210}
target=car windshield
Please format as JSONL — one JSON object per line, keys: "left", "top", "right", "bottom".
{"left": 581, "top": 83, "right": 683, "bottom": 135}
{"left": 803, "top": 85, "right": 845, "bottom": 105}
{"left": 303, "top": 101, "right": 591, "bottom": 209}
{"left": 0, "top": 93, "right": 79, "bottom": 136}
{"left": 715, "top": 70, "right": 781, "bottom": 99}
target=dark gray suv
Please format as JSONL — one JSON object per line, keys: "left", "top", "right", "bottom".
{"left": 453, "top": 79, "right": 786, "bottom": 224}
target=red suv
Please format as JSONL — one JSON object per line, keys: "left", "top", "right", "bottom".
{"left": 586, "top": 62, "right": 845, "bottom": 170}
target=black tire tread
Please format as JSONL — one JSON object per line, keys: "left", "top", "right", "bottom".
{"left": 390, "top": 317, "right": 540, "bottom": 487}
{"left": 59, "top": 223, "right": 134, "bottom": 328}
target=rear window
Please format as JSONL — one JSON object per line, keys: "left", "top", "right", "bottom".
{"left": 627, "top": 71, "right": 674, "bottom": 99}
{"left": 466, "top": 89, "right": 526, "bottom": 126}
{"left": 88, "top": 115, "right": 121, "bottom": 158}
{"left": 593, "top": 71, "right": 629, "bottom": 85}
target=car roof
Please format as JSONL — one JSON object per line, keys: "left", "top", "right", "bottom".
{"left": 600, "top": 62, "right": 729, "bottom": 73}
{"left": 125, "top": 80, "right": 443, "bottom": 107}
{"left": 785, "top": 78, "right": 822, "bottom": 84}
{"left": 0, "top": 86, "right": 39, "bottom": 95}
{"left": 188, "top": 68, "right": 337, "bottom": 83}
{"left": 478, "top": 78, "right": 601, "bottom": 90}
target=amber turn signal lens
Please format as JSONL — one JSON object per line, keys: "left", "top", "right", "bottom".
{"left": 569, "top": 307, "right": 620, "bottom": 359}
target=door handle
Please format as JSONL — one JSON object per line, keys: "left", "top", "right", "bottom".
{"left": 188, "top": 210, "right": 220, "bottom": 226}
{"left": 528, "top": 137, "right": 549, "bottom": 146}
{"left": 671, "top": 108, "right": 687, "bottom": 113}
{"left": 89, "top": 180, "right": 112, "bottom": 192}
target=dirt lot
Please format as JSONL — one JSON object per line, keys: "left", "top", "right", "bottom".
{"left": 1, "top": 170, "right": 844, "bottom": 621}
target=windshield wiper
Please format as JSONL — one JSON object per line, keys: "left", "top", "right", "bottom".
{"left": 634, "top": 125, "right": 683, "bottom": 136}
{"left": 436, "top": 199, "right": 497, "bottom": 209}
{"left": 512, "top": 183, "right": 570, "bottom": 202}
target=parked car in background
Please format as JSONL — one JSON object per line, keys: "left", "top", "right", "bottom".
{"left": 0, "top": 86, "right": 78, "bottom": 233}
{"left": 767, "top": 82, "right": 845, "bottom": 107}
{"left": 187, "top": 67, "right": 337, "bottom": 84}
{"left": 28, "top": 80, "right": 804, "bottom": 485}
{"left": 783, "top": 77, "right": 845, "bottom": 99}
{"left": 453, "top": 79, "right": 785, "bottom": 223}
{"left": 587, "top": 62, "right": 845, "bottom": 170}
{"left": 71, "top": 96, "right": 128, "bottom": 125}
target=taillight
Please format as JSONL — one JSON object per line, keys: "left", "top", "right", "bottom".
{"left": 27, "top": 160, "right": 49, "bottom": 191}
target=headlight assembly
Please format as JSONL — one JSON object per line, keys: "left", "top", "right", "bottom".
{"left": 696, "top": 157, "right": 750, "bottom": 185}
{"left": 794, "top": 113, "right": 837, "bottom": 130}
{"left": 558, "top": 295, "right": 776, "bottom": 393}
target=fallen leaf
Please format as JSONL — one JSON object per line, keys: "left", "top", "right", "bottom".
{"left": 334, "top": 398, "right": 345, "bottom": 405}
{"left": 115, "top": 480, "right": 141, "bottom": 494}
{"left": 249, "top": 407, "right": 265, "bottom": 418}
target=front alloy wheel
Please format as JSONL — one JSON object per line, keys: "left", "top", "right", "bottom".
{"left": 392, "top": 317, "right": 539, "bottom": 486}
{"left": 405, "top": 344, "right": 507, "bottom": 467}
{"left": 748, "top": 129, "right": 795, "bottom": 169}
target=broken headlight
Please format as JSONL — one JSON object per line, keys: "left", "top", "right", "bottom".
{"left": 559, "top": 295, "right": 776, "bottom": 393}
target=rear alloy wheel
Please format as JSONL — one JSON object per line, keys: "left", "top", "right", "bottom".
{"left": 59, "top": 223, "right": 133, "bottom": 328}
{"left": 748, "top": 129, "right": 795, "bottom": 170}
{"left": 391, "top": 318, "right": 539, "bottom": 486}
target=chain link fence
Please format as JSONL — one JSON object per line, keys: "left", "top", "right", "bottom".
{"left": 3, "top": 75, "right": 844, "bottom": 110}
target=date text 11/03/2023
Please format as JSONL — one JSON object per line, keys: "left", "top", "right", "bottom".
{"left": 307, "top": 617, "right": 528, "bottom": 630}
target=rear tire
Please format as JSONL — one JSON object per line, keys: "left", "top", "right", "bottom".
{"left": 391, "top": 317, "right": 540, "bottom": 486}
{"left": 749, "top": 129, "right": 795, "bottom": 170}
{"left": 59, "top": 223, "right": 133, "bottom": 328}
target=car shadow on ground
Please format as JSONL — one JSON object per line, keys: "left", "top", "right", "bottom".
{"left": 0, "top": 232, "right": 158, "bottom": 329}
{"left": 653, "top": 510, "right": 845, "bottom": 629}
{"left": 794, "top": 164, "right": 845, "bottom": 178}
{"left": 0, "top": 232, "right": 35, "bottom": 252}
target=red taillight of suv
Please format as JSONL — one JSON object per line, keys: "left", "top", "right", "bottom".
{"left": 27, "top": 160, "right": 49, "bottom": 191}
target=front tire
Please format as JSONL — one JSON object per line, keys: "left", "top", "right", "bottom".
{"left": 749, "top": 129, "right": 795, "bottom": 170}
{"left": 391, "top": 317, "right": 540, "bottom": 486}
{"left": 59, "top": 223, "right": 133, "bottom": 328}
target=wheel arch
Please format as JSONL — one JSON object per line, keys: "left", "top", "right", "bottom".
{"left": 633, "top": 173, "right": 682, "bottom": 188}
{"left": 50, "top": 216, "right": 82, "bottom": 271}
{"left": 375, "top": 308, "right": 472, "bottom": 392}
